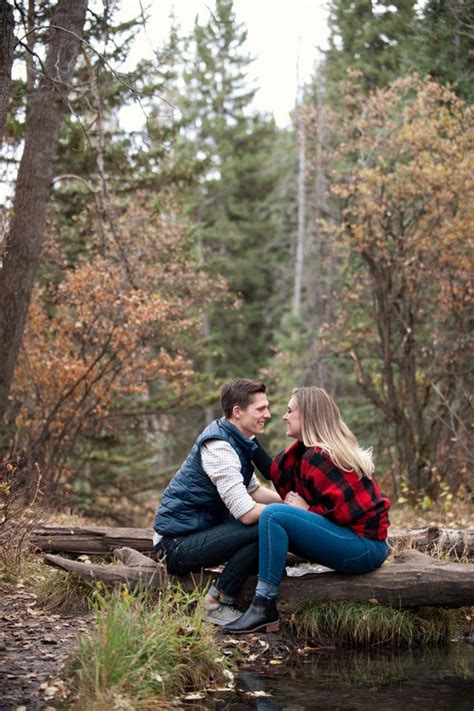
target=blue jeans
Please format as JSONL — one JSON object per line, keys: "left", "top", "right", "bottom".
{"left": 160, "top": 519, "right": 259, "bottom": 599}
{"left": 257, "top": 504, "right": 389, "bottom": 595}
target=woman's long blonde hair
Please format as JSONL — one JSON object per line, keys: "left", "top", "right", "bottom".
{"left": 292, "top": 387, "right": 374, "bottom": 478}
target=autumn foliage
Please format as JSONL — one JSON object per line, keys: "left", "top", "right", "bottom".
{"left": 11, "top": 194, "right": 224, "bottom": 487}
{"left": 309, "top": 76, "right": 473, "bottom": 491}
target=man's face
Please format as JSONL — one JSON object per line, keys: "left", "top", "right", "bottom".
{"left": 231, "top": 392, "right": 271, "bottom": 437}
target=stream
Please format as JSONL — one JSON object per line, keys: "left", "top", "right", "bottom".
{"left": 211, "top": 642, "right": 474, "bottom": 710}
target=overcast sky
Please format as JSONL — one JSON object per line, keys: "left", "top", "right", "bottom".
{"left": 124, "top": 0, "right": 330, "bottom": 127}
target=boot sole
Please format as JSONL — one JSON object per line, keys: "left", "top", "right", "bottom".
{"left": 223, "top": 619, "right": 280, "bottom": 634}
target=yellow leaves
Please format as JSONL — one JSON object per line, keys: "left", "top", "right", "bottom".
{"left": 0, "top": 482, "right": 11, "bottom": 497}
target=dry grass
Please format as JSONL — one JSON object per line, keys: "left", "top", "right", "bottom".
{"left": 389, "top": 496, "right": 473, "bottom": 531}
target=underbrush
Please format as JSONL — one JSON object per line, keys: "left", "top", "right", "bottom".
{"left": 293, "top": 601, "right": 455, "bottom": 648}
{"left": 0, "top": 453, "right": 43, "bottom": 583}
{"left": 38, "top": 567, "right": 98, "bottom": 613}
{"left": 68, "top": 586, "right": 231, "bottom": 710}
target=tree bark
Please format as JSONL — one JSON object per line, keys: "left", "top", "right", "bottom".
{"left": 293, "top": 105, "right": 306, "bottom": 316}
{"left": 31, "top": 523, "right": 474, "bottom": 559}
{"left": 0, "top": 0, "right": 14, "bottom": 147}
{"left": 31, "top": 524, "right": 155, "bottom": 554}
{"left": 0, "top": 0, "right": 88, "bottom": 423}
{"left": 43, "top": 548, "right": 474, "bottom": 610}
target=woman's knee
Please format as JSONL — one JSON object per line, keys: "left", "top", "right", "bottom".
{"left": 259, "top": 503, "right": 283, "bottom": 526}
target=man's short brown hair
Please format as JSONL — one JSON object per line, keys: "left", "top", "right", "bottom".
{"left": 220, "top": 379, "right": 267, "bottom": 418}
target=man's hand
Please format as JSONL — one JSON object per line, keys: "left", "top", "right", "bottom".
{"left": 251, "top": 485, "right": 282, "bottom": 505}
{"left": 239, "top": 486, "right": 282, "bottom": 524}
{"left": 284, "top": 491, "right": 309, "bottom": 510}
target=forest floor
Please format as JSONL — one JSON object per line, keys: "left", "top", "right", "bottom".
{"left": 0, "top": 579, "right": 92, "bottom": 710}
{"left": 1, "top": 501, "right": 472, "bottom": 710}
{"left": 0, "top": 573, "right": 301, "bottom": 710}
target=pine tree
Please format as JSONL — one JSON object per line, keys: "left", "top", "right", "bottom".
{"left": 176, "top": 0, "right": 282, "bottom": 381}
{"left": 410, "top": 0, "right": 474, "bottom": 102}
{"left": 325, "top": 0, "right": 417, "bottom": 94}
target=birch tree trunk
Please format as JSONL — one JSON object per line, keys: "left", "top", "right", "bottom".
{"left": 0, "top": 0, "right": 88, "bottom": 423}
{"left": 293, "top": 104, "right": 306, "bottom": 316}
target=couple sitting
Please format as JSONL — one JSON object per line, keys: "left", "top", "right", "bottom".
{"left": 153, "top": 379, "right": 390, "bottom": 634}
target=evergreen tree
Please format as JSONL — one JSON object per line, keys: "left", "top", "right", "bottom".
{"left": 177, "top": 0, "right": 282, "bottom": 381}
{"left": 410, "top": 0, "right": 474, "bottom": 102}
{"left": 325, "top": 0, "right": 417, "bottom": 94}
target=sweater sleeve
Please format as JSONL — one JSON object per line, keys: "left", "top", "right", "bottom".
{"left": 251, "top": 438, "right": 273, "bottom": 480}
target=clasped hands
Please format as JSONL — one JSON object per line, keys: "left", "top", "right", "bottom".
{"left": 283, "top": 491, "right": 309, "bottom": 510}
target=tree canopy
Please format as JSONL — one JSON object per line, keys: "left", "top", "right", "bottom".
{"left": 0, "top": 0, "right": 472, "bottom": 519}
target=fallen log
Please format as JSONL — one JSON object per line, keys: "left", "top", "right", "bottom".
{"left": 43, "top": 548, "right": 474, "bottom": 610}
{"left": 389, "top": 526, "right": 474, "bottom": 558}
{"left": 32, "top": 524, "right": 474, "bottom": 558}
{"left": 32, "top": 525, "right": 154, "bottom": 555}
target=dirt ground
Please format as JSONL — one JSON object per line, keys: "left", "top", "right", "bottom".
{"left": 0, "top": 574, "right": 303, "bottom": 711}
{"left": 0, "top": 582, "right": 92, "bottom": 711}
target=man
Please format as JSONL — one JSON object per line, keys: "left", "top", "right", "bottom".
{"left": 153, "top": 378, "right": 282, "bottom": 625}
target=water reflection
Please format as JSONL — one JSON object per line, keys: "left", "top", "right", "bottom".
{"left": 211, "top": 643, "right": 474, "bottom": 711}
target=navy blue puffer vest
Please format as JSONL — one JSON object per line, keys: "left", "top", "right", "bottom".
{"left": 154, "top": 418, "right": 258, "bottom": 536}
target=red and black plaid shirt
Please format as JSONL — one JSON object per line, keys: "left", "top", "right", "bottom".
{"left": 270, "top": 441, "right": 390, "bottom": 541}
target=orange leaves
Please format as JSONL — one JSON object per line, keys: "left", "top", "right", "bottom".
{"left": 305, "top": 76, "right": 472, "bottom": 474}
{"left": 11, "top": 192, "right": 223, "bottom": 480}
{"left": 324, "top": 76, "right": 473, "bottom": 299}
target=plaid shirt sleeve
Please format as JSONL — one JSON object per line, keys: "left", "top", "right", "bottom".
{"left": 270, "top": 443, "right": 390, "bottom": 540}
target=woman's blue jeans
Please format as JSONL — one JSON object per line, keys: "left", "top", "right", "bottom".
{"left": 257, "top": 504, "right": 389, "bottom": 597}
{"left": 160, "top": 519, "right": 259, "bottom": 599}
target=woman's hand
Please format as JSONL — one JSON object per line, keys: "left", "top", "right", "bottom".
{"left": 284, "top": 491, "right": 309, "bottom": 510}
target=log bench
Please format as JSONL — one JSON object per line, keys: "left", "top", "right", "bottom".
{"left": 41, "top": 541, "right": 474, "bottom": 612}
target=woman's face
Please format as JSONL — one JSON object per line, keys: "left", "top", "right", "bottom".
{"left": 282, "top": 396, "right": 302, "bottom": 440}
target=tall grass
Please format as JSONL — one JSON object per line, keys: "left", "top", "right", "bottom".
{"left": 69, "top": 585, "right": 230, "bottom": 710}
{"left": 293, "top": 601, "right": 453, "bottom": 648}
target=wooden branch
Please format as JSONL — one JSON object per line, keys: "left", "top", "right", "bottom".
{"left": 43, "top": 548, "right": 474, "bottom": 610}
{"left": 31, "top": 524, "right": 474, "bottom": 559}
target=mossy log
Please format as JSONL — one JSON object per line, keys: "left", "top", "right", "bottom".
{"left": 32, "top": 524, "right": 474, "bottom": 558}
{"left": 43, "top": 548, "right": 474, "bottom": 610}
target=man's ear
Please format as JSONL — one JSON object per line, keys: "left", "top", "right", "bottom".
{"left": 232, "top": 405, "right": 241, "bottom": 420}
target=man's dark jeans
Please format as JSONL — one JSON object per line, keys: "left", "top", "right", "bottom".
{"left": 160, "top": 519, "right": 259, "bottom": 598}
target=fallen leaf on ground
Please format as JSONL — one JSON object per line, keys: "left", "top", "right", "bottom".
{"left": 245, "top": 690, "right": 272, "bottom": 697}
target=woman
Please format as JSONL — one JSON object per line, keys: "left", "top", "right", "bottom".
{"left": 223, "top": 386, "right": 391, "bottom": 634}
